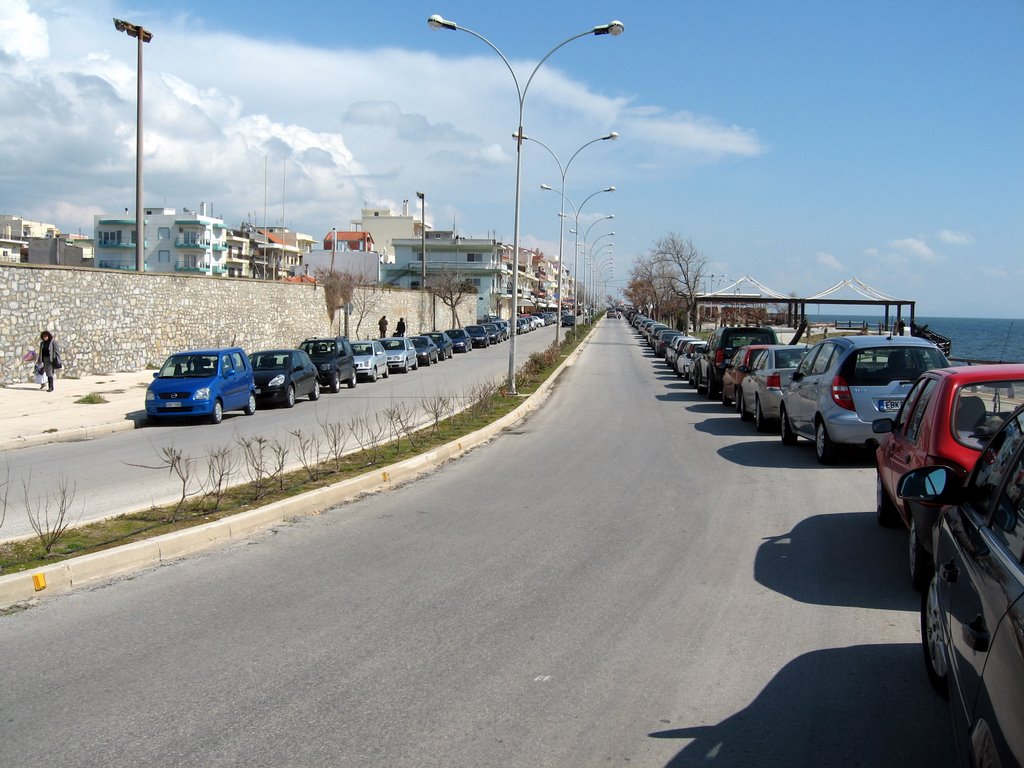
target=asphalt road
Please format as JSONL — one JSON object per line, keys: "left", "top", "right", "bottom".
{"left": 0, "top": 319, "right": 955, "bottom": 767}
{"left": 1, "top": 326, "right": 563, "bottom": 540}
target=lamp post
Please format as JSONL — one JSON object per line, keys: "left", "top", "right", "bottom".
{"left": 113, "top": 18, "right": 153, "bottom": 273}
{"left": 525, "top": 131, "right": 618, "bottom": 343}
{"left": 428, "top": 14, "right": 623, "bottom": 393}
{"left": 582, "top": 218, "right": 614, "bottom": 321}
{"left": 416, "top": 191, "right": 429, "bottom": 330}
{"left": 552, "top": 189, "right": 614, "bottom": 324}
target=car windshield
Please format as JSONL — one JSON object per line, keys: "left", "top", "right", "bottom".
{"left": 447, "top": 330, "right": 466, "bottom": 339}
{"left": 774, "top": 348, "right": 806, "bottom": 368}
{"left": 381, "top": 339, "right": 406, "bottom": 350}
{"left": 250, "top": 353, "right": 288, "bottom": 371}
{"left": 351, "top": 343, "right": 374, "bottom": 355}
{"left": 466, "top": 326, "right": 483, "bottom": 333}
{"left": 301, "top": 341, "right": 336, "bottom": 357}
{"left": 159, "top": 354, "right": 218, "bottom": 378}
{"left": 411, "top": 337, "right": 428, "bottom": 348}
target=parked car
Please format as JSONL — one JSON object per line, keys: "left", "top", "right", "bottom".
{"left": 410, "top": 335, "right": 440, "bottom": 366}
{"left": 481, "top": 322, "right": 502, "bottom": 345}
{"left": 445, "top": 328, "right": 473, "bottom": 353}
{"left": 654, "top": 330, "right": 685, "bottom": 358}
{"left": 695, "top": 326, "right": 780, "bottom": 399}
{"left": 666, "top": 335, "right": 698, "bottom": 370}
{"left": 491, "top": 320, "right": 511, "bottom": 341}
{"left": 380, "top": 337, "right": 418, "bottom": 372}
{"left": 146, "top": 347, "right": 257, "bottom": 425}
{"left": 779, "top": 335, "right": 949, "bottom": 464}
{"left": 873, "top": 364, "right": 1024, "bottom": 589}
{"left": 560, "top": 315, "right": 575, "bottom": 328}
{"left": 299, "top": 336, "right": 357, "bottom": 392}
{"left": 351, "top": 340, "right": 389, "bottom": 382}
{"left": 679, "top": 340, "right": 708, "bottom": 384}
{"left": 425, "top": 331, "right": 454, "bottom": 360}
{"left": 721, "top": 344, "right": 772, "bottom": 407}
{"left": 465, "top": 324, "right": 490, "bottom": 348}
{"left": 737, "top": 344, "right": 809, "bottom": 431}
{"left": 249, "top": 348, "right": 320, "bottom": 407}
{"left": 897, "top": 404, "right": 1024, "bottom": 768}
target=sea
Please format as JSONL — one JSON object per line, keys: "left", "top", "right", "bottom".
{"left": 806, "top": 314, "right": 1024, "bottom": 364}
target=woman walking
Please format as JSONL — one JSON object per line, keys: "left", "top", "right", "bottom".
{"left": 38, "top": 330, "right": 62, "bottom": 392}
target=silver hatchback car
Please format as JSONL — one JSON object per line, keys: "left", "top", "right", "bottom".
{"left": 779, "top": 335, "right": 948, "bottom": 463}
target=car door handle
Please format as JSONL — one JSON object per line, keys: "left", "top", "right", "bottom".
{"left": 963, "top": 614, "right": 990, "bottom": 653}
{"left": 939, "top": 558, "right": 959, "bottom": 583}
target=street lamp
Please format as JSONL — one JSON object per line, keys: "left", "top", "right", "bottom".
{"left": 549, "top": 188, "right": 614, "bottom": 324}
{"left": 113, "top": 18, "right": 153, "bottom": 273}
{"left": 524, "top": 131, "right": 618, "bottom": 342}
{"left": 582, "top": 218, "right": 614, "bottom": 320}
{"left": 416, "top": 191, "right": 430, "bottom": 329}
{"left": 590, "top": 239, "right": 614, "bottom": 314}
{"left": 428, "top": 14, "right": 623, "bottom": 393}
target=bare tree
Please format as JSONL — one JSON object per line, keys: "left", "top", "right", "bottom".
{"left": 202, "top": 444, "right": 238, "bottom": 511}
{"left": 349, "top": 281, "right": 386, "bottom": 338}
{"left": 428, "top": 267, "right": 478, "bottom": 328}
{"left": 651, "top": 233, "right": 708, "bottom": 333}
{"left": 315, "top": 268, "right": 360, "bottom": 335}
{"left": 126, "top": 446, "right": 199, "bottom": 521}
{"left": 24, "top": 474, "right": 83, "bottom": 553}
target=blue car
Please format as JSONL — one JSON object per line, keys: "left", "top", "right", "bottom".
{"left": 146, "top": 347, "right": 257, "bottom": 425}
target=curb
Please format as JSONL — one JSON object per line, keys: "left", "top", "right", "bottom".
{"left": 0, "top": 416, "right": 144, "bottom": 452}
{"left": 0, "top": 328, "right": 592, "bottom": 610}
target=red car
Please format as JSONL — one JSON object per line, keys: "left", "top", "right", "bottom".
{"left": 873, "top": 364, "right": 1024, "bottom": 589}
{"left": 720, "top": 345, "right": 771, "bottom": 408}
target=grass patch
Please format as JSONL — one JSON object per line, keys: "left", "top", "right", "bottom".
{"left": 74, "top": 393, "right": 108, "bottom": 405}
{"left": 0, "top": 322, "right": 593, "bottom": 575}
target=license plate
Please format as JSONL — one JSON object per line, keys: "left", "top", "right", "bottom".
{"left": 254, "top": 388, "right": 261, "bottom": 394}
{"left": 165, "top": 401, "right": 182, "bottom": 408}
{"left": 878, "top": 399, "right": 903, "bottom": 412}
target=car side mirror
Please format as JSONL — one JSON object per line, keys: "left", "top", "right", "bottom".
{"left": 872, "top": 418, "right": 894, "bottom": 434}
{"left": 153, "top": 371, "right": 159, "bottom": 379}
{"left": 792, "top": 371, "right": 805, "bottom": 382}
{"left": 897, "top": 466, "right": 962, "bottom": 504}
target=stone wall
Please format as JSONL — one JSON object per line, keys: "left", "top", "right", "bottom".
{"left": 0, "top": 263, "right": 449, "bottom": 386}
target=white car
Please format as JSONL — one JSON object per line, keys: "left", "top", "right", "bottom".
{"left": 351, "top": 340, "right": 389, "bottom": 382}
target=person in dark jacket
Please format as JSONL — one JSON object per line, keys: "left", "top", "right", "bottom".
{"left": 395, "top": 317, "right": 406, "bottom": 337}
{"left": 378, "top": 315, "right": 389, "bottom": 338}
{"left": 38, "top": 330, "right": 62, "bottom": 392}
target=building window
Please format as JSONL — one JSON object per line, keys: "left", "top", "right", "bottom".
{"left": 158, "top": 250, "right": 170, "bottom": 263}
{"left": 472, "top": 278, "right": 481, "bottom": 287}
{"left": 411, "top": 280, "right": 421, "bottom": 289}
{"left": 158, "top": 227, "right": 170, "bottom": 240}
{"left": 467, "top": 253, "right": 482, "bottom": 262}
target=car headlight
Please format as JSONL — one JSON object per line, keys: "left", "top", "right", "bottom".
{"left": 194, "top": 387, "right": 211, "bottom": 401}
{"left": 268, "top": 374, "right": 285, "bottom": 387}
{"left": 146, "top": 389, "right": 155, "bottom": 402}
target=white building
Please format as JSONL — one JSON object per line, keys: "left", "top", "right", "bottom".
{"left": 350, "top": 203, "right": 425, "bottom": 264}
{"left": 94, "top": 204, "right": 229, "bottom": 275}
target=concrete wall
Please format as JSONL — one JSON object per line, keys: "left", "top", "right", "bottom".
{"left": 0, "top": 263, "right": 449, "bottom": 386}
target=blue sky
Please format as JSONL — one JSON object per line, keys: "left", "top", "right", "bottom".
{"left": 2, "top": 0, "right": 1022, "bottom": 317}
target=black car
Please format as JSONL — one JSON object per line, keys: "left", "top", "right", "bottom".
{"left": 426, "top": 331, "right": 454, "bottom": 360}
{"left": 299, "top": 336, "right": 357, "bottom": 392}
{"left": 465, "top": 325, "right": 490, "bottom": 348}
{"left": 249, "top": 349, "right": 320, "bottom": 407}
{"left": 897, "top": 404, "right": 1024, "bottom": 768}
{"left": 445, "top": 328, "right": 473, "bottom": 353}
{"left": 410, "top": 335, "right": 440, "bottom": 366}
{"left": 561, "top": 314, "right": 576, "bottom": 328}
{"left": 481, "top": 322, "right": 502, "bottom": 344}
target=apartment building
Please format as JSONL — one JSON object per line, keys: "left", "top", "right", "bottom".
{"left": 93, "top": 204, "right": 228, "bottom": 275}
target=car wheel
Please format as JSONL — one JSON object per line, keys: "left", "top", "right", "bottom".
{"left": 402, "top": 360, "right": 409, "bottom": 373}
{"left": 706, "top": 378, "right": 719, "bottom": 401}
{"left": 780, "top": 406, "right": 798, "bottom": 445}
{"left": 695, "top": 371, "right": 705, "bottom": 393}
{"left": 909, "top": 519, "right": 934, "bottom": 592}
{"left": 309, "top": 380, "right": 320, "bottom": 401}
{"left": 423, "top": 356, "right": 430, "bottom": 367}
{"left": 285, "top": 384, "right": 296, "bottom": 408}
{"left": 721, "top": 385, "right": 732, "bottom": 407}
{"left": 876, "top": 472, "right": 900, "bottom": 527}
{"left": 753, "top": 398, "right": 770, "bottom": 432}
{"left": 383, "top": 364, "right": 389, "bottom": 378}
{"left": 369, "top": 368, "right": 377, "bottom": 382}
{"left": 329, "top": 372, "right": 341, "bottom": 393}
{"left": 815, "top": 418, "right": 837, "bottom": 465}
{"left": 209, "top": 399, "right": 224, "bottom": 424}
{"left": 739, "top": 393, "right": 752, "bottom": 421}
{"left": 921, "top": 576, "right": 950, "bottom": 698}
{"left": 347, "top": 372, "right": 357, "bottom": 389}
{"left": 244, "top": 393, "right": 257, "bottom": 416}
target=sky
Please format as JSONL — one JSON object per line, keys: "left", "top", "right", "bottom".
{"left": 1, "top": 0, "right": 1022, "bottom": 318}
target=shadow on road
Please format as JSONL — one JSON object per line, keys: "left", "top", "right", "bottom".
{"left": 755, "top": 511, "right": 914, "bottom": 610}
{"left": 650, "top": 644, "right": 954, "bottom": 768}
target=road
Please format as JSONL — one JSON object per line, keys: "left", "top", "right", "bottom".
{"left": 0, "top": 319, "right": 954, "bottom": 767}
{"left": 1, "top": 326, "right": 562, "bottom": 540}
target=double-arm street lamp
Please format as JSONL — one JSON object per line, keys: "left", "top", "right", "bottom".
{"left": 581, "top": 216, "right": 614, "bottom": 319}
{"left": 428, "top": 14, "right": 623, "bottom": 393}
{"left": 113, "top": 18, "right": 153, "bottom": 273}
{"left": 522, "top": 132, "right": 618, "bottom": 343}
{"left": 550, "top": 190, "right": 614, "bottom": 323}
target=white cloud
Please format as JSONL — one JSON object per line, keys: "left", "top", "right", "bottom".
{"left": 0, "top": 0, "right": 48, "bottom": 61}
{"left": 888, "top": 237, "right": 939, "bottom": 263}
{"left": 816, "top": 252, "right": 843, "bottom": 271}
{"left": 937, "top": 229, "right": 973, "bottom": 245}
{"left": 622, "top": 107, "right": 764, "bottom": 159}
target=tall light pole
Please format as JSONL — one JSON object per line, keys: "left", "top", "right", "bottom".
{"left": 428, "top": 14, "right": 623, "bottom": 393}
{"left": 582, "top": 217, "right": 614, "bottom": 320}
{"left": 524, "top": 131, "right": 618, "bottom": 343}
{"left": 416, "top": 191, "right": 429, "bottom": 330}
{"left": 552, "top": 189, "right": 614, "bottom": 324}
{"left": 113, "top": 18, "right": 152, "bottom": 273}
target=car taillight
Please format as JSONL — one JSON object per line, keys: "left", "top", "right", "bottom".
{"left": 766, "top": 373, "right": 781, "bottom": 390}
{"left": 831, "top": 375, "right": 855, "bottom": 411}
{"left": 715, "top": 350, "right": 725, "bottom": 366}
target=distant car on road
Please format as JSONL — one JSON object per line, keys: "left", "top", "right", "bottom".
{"left": 249, "top": 348, "right": 320, "bottom": 407}
{"left": 873, "top": 363, "right": 1024, "bottom": 589}
{"left": 780, "top": 335, "right": 948, "bottom": 464}
{"left": 146, "top": 347, "right": 257, "bottom": 425}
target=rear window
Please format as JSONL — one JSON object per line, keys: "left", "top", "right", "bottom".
{"left": 774, "top": 348, "right": 806, "bottom": 368}
{"left": 302, "top": 341, "right": 336, "bottom": 357}
{"left": 844, "top": 346, "right": 948, "bottom": 386}
{"left": 723, "top": 330, "right": 776, "bottom": 350}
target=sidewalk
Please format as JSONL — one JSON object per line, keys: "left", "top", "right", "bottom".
{"left": 0, "top": 370, "right": 154, "bottom": 451}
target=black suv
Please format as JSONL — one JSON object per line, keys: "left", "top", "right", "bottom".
{"left": 695, "top": 326, "right": 779, "bottom": 399}
{"left": 299, "top": 336, "right": 357, "bottom": 392}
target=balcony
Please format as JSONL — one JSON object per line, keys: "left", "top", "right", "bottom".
{"left": 175, "top": 240, "right": 210, "bottom": 250}
{"left": 97, "top": 260, "right": 135, "bottom": 270}
{"left": 175, "top": 260, "right": 206, "bottom": 273}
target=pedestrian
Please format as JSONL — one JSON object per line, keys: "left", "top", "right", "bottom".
{"left": 378, "top": 315, "right": 389, "bottom": 338}
{"left": 38, "top": 330, "right": 62, "bottom": 392}
{"left": 396, "top": 317, "right": 406, "bottom": 337}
